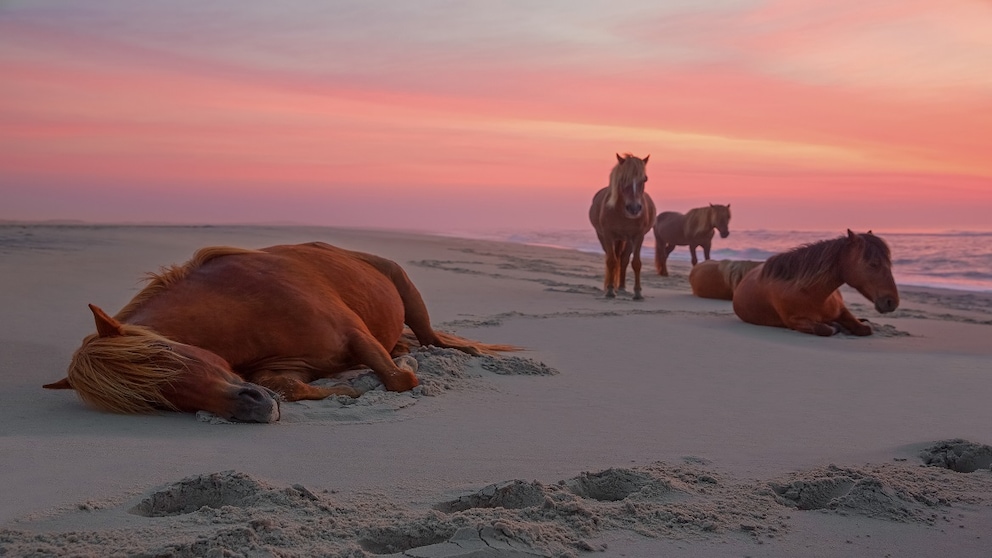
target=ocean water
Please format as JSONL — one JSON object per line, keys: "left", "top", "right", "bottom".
{"left": 453, "top": 229, "right": 992, "bottom": 293}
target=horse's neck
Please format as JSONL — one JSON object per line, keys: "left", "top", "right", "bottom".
{"left": 803, "top": 260, "right": 846, "bottom": 299}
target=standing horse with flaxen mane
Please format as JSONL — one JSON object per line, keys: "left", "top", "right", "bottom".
{"left": 732, "top": 230, "right": 899, "bottom": 336}
{"left": 588, "top": 153, "right": 656, "bottom": 300}
{"left": 44, "top": 242, "right": 517, "bottom": 422}
{"left": 653, "top": 203, "right": 731, "bottom": 276}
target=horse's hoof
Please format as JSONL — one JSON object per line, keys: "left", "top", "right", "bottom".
{"left": 605, "top": 289, "right": 616, "bottom": 299}
{"left": 393, "top": 355, "right": 419, "bottom": 373}
{"left": 633, "top": 293, "right": 644, "bottom": 301}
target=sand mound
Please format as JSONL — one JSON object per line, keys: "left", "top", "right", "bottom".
{"left": 767, "top": 462, "right": 983, "bottom": 523}
{"left": 3, "top": 458, "right": 991, "bottom": 557}
{"left": 436, "top": 480, "right": 549, "bottom": 513}
{"left": 920, "top": 439, "right": 992, "bottom": 473}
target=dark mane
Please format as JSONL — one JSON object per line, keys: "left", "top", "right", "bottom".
{"left": 761, "top": 233, "right": 891, "bottom": 288}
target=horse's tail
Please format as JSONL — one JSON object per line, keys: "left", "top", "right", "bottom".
{"left": 432, "top": 330, "right": 522, "bottom": 356}
{"left": 654, "top": 237, "right": 668, "bottom": 275}
{"left": 396, "top": 329, "right": 522, "bottom": 356}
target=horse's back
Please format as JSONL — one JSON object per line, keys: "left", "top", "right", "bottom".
{"left": 689, "top": 260, "right": 734, "bottom": 300}
{"left": 131, "top": 243, "right": 407, "bottom": 353}
{"left": 653, "top": 211, "right": 685, "bottom": 240}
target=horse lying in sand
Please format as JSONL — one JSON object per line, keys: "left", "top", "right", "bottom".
{"left": 588, "top": 153, "right": 657, "bottom": 300}
{"left": 689, "top": 259, "right": 762, "bottom": 300}
{"left": 653, "top": 204, "right": 731, "bottom": 276}
{"left": 44, "top": 242, "right": 516, "bottom": 422}
{"left": 732, "top": 230, "right": 899, "bottom": 336}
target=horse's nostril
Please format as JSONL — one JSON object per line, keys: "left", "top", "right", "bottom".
{"left": 239, "top": 387, "right": 266, "bottom": 402}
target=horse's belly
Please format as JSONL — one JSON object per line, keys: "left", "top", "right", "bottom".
{"left": 732, "top": 273, "right": 788, "bottom": 327}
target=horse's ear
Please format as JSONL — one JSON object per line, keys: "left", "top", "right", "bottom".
{"left": 643, "top": 154, "right": 650, "bottom": 164}
{"left": 43, "top": 378, "right": 74, "bottom": 390}
{"left": 616, "top": 153, "right": 625, "bottom": 163}
{"left": 867, "top": 230, "right": 873, "bottom": 235}
{"left": 90, "top": 304, "right": 124, "bottom": 337}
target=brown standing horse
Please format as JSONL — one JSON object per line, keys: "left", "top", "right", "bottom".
{"left": 732, "top": 230, "right": 899, "bottom": 336}
{"left": 689, "top": 259, "right": 762, "bottom": 301}
{"left": 653, "top": 204, "right": 732, "bottom": 276}
{"left": 588, "top": 153, "right": 656, "bottom": 300}
{"left": 44, "top": 242, "right": 516, "bottom": 422}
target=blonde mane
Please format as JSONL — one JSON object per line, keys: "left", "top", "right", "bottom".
{"left": 683, "top": 207, "right": 714, "bottom": 238}
{"left": 116, "top": 246, "right": 264, "bottom": 320}
{"left": 719, "top": 260, "right": 762, "bottom": 290}
{"left": 67, "top": 324, "right": 188, "bottom": 414}
{"left": 605, "top": 153, "right": 648, "bottom": 209}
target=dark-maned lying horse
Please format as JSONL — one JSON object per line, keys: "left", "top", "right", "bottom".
{"left": 44, "top": 242, "right": 516, "bottom": 422}
{"left": 689, "top": 259, "right": 762, "bottom": 301}
{"left": 732, "top": 230, "right": 899, "bottom": 336}
{"left": 653, "top": 204, "right": 731, "bottom": 276}
{"left": 588, "top": 153, "right": 657, "bottom": 300}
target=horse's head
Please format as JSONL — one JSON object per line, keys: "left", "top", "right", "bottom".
{"left": 710, "top": 203, "right": 731, "bottom": 238}
{"left": 45, "top": 305, "right": 281, "bottom": 422}
{"left": 607, "top": 153, "right": 650, "bottom": 218}
{"left": 841, "top": 230, "right": 899, "bottom": 314}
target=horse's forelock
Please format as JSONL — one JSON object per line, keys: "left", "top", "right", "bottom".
{"left": 860, "top": 233, "right": 891, "bottom": 265}
{"left": 606, "top": 155, "right": 647, "bottom": 209}
{"left": 67, "top": 326, "right": 186, "bottom": 414}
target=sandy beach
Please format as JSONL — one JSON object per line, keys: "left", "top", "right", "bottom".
{"left": 1, "top": 224, "right": 990, "bottom": 557}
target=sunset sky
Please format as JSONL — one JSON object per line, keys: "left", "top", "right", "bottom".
{"left": 2, "top": 0, "right": 990, "bottom": 233}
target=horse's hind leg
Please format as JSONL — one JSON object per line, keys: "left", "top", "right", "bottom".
{"left": 348, "top": 329, "right": 420, "bottom": 391}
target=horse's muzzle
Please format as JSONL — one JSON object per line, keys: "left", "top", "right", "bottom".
{"left": 625, "top": 203, "right": 643, "bottom": 218}
{"left": 720, "top": 231, "right": 730, "bottom": 239}
{"left": 231, "top": 385, "right": 281, "bottom": 423}
{"left": 874, "top": 296, "right": 899, "bottom": 314}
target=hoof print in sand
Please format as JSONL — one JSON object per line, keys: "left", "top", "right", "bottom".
{"left": 565, "top": 468, "right": 659, "bottom": 501}
{"left": 357, "top": 523, "right": 455, "bottom": 555}
{"left": 435, "top": 480, "right": 548, "bottom": 513}
{"left": 130, "top": 471, "right": 266, "bottom": 517}
{"left": 375, "top": 527, "right": 551, "bottom": 558}
{"left": 770, "top": 475, "right": 857, "bottom": 511}
{"left": 769, "top": 465, "right": 946, "bottom": 523}
{"left": 920, "top": 439, "right": 992, "bottom": 473}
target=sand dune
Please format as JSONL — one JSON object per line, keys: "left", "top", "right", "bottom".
{"left": 1, "top": 224, "right": 990, "bottom": 557}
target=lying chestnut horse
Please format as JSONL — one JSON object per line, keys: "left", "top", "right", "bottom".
{"left": 588, "top": 153, "right": 656, "bottom": 300}
{"left": 45, "top": 242, "right": 515, "bottom": 422}
{"left": 732, "top": 230, "right": 899, "bottom": 336}
{"left": 689, "top": 259, "right": 762, "bottom": 301}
